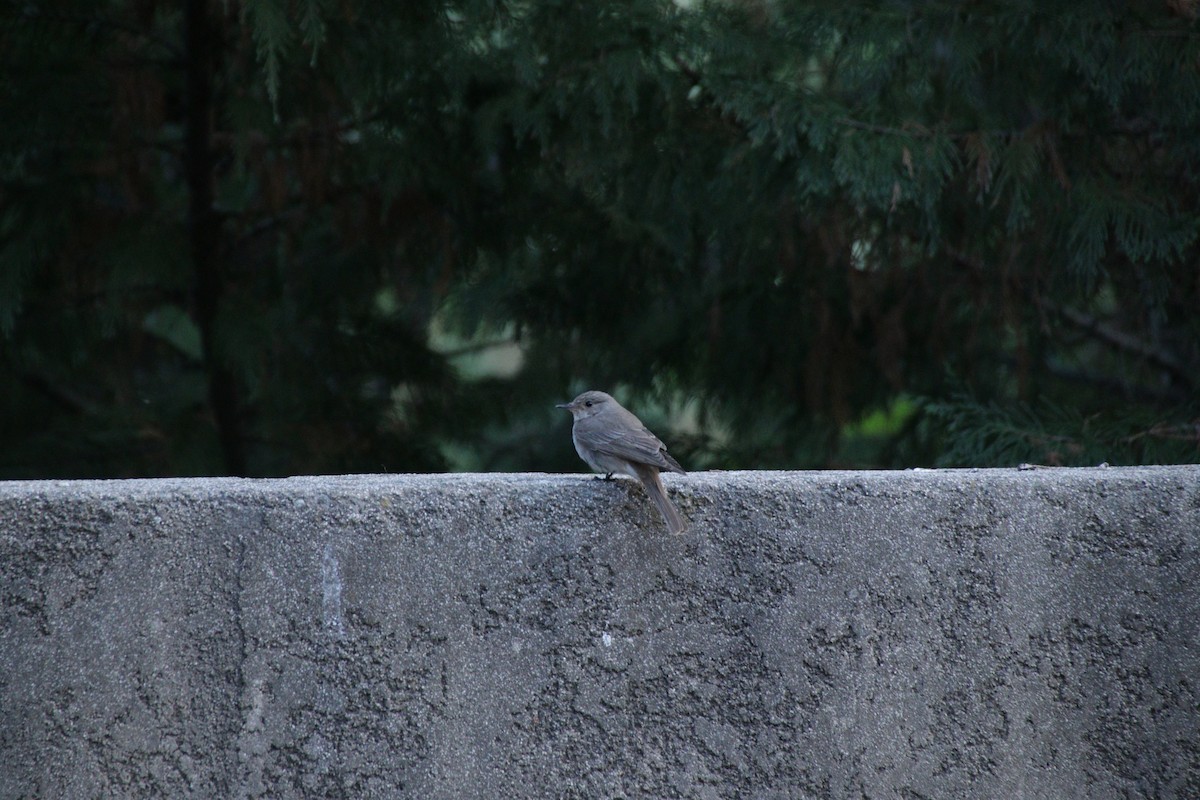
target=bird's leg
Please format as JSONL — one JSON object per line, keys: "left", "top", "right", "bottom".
{"left": 593, "top": 473, "right": 616, "bottom": 481}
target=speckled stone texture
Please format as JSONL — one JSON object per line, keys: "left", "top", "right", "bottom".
{"left": 1, "top": 468, "right": 1198, "bottom": 799}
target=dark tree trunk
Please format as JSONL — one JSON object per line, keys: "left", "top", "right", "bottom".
{"left": 184, "top": 0, "right": 246, "bottom": 475}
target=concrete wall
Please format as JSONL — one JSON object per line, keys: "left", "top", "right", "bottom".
{"left": 1, "top": 468, "right": 1198, "bottom": 799}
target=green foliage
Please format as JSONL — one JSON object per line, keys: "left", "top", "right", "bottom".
{"left": 926, "top": 391, "right": 1200, "bottom": 468}
{"left": 0, "top": 0, "right": 1197, "bottom": 477}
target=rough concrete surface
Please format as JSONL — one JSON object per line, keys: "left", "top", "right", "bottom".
{"left": 1, "top": 467, "right": 1198, "bottom": 799}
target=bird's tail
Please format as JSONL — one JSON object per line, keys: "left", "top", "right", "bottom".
{"left": 638, "top": 467, "right": 687, "bottom": 535}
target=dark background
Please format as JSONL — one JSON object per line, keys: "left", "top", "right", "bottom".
{"left": 2, "top": 0, "right": 1198, "bottom": 478}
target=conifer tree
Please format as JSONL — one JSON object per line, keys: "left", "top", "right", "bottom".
{"left": 1, "top": 0, "right": 1197, "bottom": 476}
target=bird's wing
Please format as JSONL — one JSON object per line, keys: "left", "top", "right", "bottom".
{"left": 587, "top": 423, "right": 685, "bottom": 473}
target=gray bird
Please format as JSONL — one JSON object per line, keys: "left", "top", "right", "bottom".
{"left": 556, "top": 390, "right": 687, "bottom": 534}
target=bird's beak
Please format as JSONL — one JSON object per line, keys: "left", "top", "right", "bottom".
{"left": 555, "top": 402, "right": 571, "bottom": 410}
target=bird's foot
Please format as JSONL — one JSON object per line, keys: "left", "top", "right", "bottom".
{"left": 593, "top": 473, "right": 616, "bottom": 481}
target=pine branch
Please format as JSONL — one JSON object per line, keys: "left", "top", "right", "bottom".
{"left": 16, "top": 368, "right": 100, "bottom": 417}
{"left": 1055, "top": 305, "right": 1195, "bottom": 391}
{"left": 948, "top": 247, "right": 1197, "bottom": 396}
{"left": 1018, "top": 359, "right": 1189, "bottom": 405}
{"left": 1123, "top": 421, "right": 1200, "bottom": 446}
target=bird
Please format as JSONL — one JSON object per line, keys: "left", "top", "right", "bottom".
{"left": 556, "top": 390, "right": 687, "bottom": 534}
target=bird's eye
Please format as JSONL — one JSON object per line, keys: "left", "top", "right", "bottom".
{"left": 584, "top": 401, "right": 593, "bottom": 407}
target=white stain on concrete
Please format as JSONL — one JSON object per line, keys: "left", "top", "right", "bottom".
{"left": 321, "top": 541, "right": 345, "bottom": 639}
